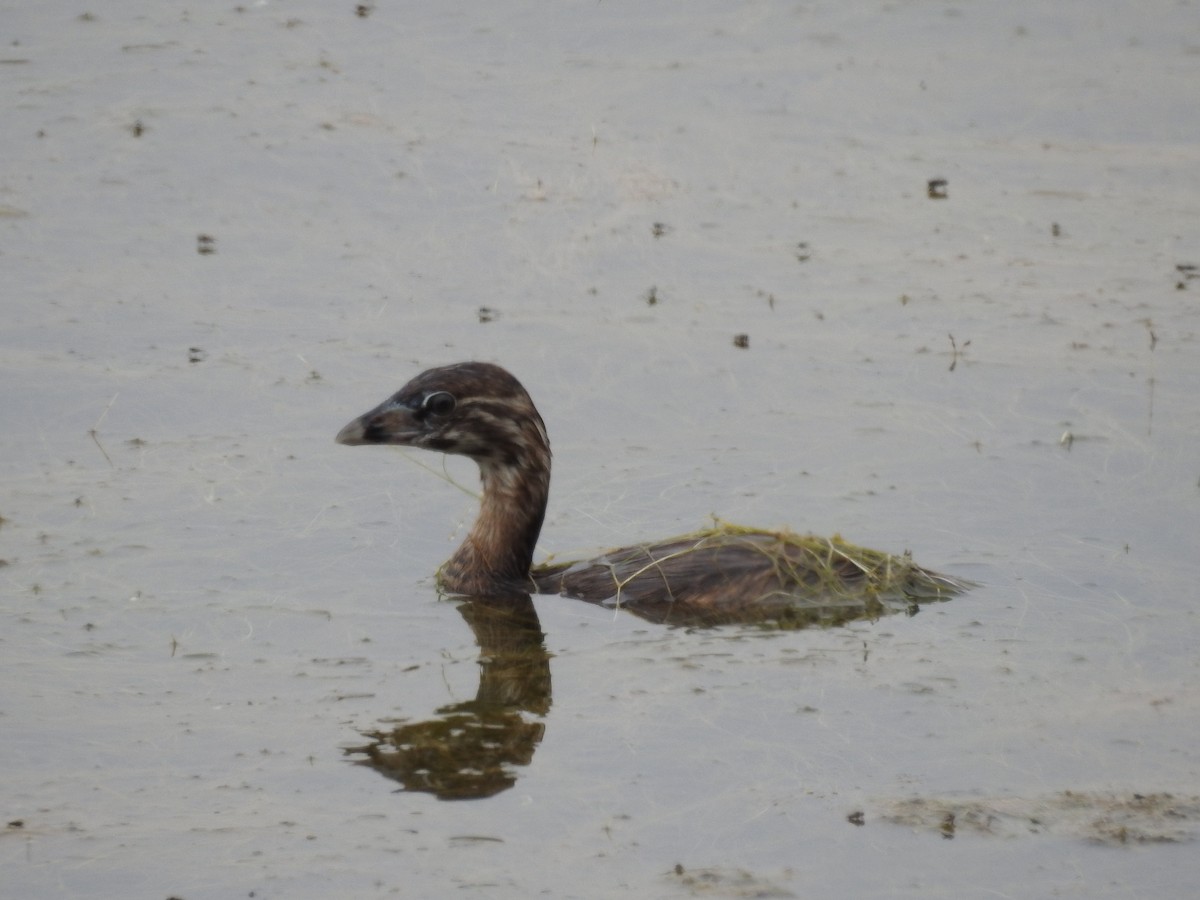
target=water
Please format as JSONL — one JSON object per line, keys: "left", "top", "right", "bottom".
{"left": 3, "top": 2, "right": 1199, "bottom": 897}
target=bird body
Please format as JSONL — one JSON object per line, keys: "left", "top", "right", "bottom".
{"left": 337, "top": 362, "right": 968, "bottom": 626}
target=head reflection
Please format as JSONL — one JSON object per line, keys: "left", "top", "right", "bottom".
{"left": 346, "top": 593, "right": 550, "bottom": 800}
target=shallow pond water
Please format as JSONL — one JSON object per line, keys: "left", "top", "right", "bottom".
{"left": 3, "top": 2, "right": 1199, "bottom": 897}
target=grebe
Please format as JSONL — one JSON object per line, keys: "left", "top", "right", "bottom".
{"left": 336, "top": 362, "right": 968, "bottom": 626}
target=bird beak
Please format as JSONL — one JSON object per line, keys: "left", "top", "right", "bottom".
{"left": 335, "top": 399, "right": 418, "bottom": 446}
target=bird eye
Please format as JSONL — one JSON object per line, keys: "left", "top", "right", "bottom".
{"left": 422, "top": 391, "right": 456, "bottom": 416}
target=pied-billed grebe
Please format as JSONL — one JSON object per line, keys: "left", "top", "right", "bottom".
{"left": 337, "top": 362, "right": 969, "bottom": 625}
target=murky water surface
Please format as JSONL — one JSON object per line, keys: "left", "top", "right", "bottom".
{"left": 3, "top": 2, "right": 1198, "bottom": 897}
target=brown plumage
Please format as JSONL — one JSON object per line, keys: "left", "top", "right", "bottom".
{"left": 337, "top": 362, "right": 969, "bottom": 626}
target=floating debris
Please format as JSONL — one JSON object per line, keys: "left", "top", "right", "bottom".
{"left": 940, "top": 812, "right": 957, "bottom": 839}
{"left": 1143, "top": 318, "right": 1158, "bottom": 350}
{"left": 881, "top": 792, "right": 1200, "bottom": 845}
{"left": 947, "top": 333, "right": 971, "bottom": 372}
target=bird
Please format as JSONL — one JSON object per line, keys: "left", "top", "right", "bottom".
{"left": 336, "top": 362, "right": 969, "bottom": 626}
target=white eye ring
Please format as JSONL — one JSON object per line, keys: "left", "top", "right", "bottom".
{"left": 423, "top": 391, "right": 456, "bottom": 416}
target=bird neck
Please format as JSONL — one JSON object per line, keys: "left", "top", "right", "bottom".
{"left": 440, "top": 452, "right": 551, "bottom": 596}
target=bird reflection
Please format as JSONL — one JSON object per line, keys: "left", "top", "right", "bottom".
{"left": 346, "top": 593, "right": 550, "bottom": 800}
